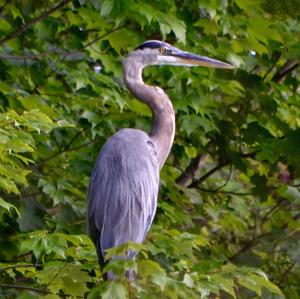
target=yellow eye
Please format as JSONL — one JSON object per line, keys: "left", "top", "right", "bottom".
{"left": 159, "top": 47, "right": 166, "bottom": 54}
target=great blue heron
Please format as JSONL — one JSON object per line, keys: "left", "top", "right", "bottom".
{"left": 87, "top": 40, "right": 233, "bottom": 279}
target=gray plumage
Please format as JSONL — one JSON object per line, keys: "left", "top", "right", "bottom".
{"left": 87, "top": 129, "right": 159, "bottom": 267}
{"left": 86, "top": 40, "right": 233, "bottom": 277}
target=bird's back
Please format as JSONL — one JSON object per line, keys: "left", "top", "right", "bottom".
{"left": 87, "top": 128, "right": 159, "bottom": 266}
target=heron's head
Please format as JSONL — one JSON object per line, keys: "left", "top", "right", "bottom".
{"left": 132, "top": 40, "right": 234, "bottom": 69}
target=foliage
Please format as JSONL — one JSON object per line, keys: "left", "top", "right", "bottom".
{"left": 0, "top": 0, "right": 299, "bottom": 298}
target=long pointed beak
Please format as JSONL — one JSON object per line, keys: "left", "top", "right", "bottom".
{"left": 172, "top": 50, "right": 234, "bottom": 69}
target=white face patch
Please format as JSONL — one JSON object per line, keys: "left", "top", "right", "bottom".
{"left": 155, "top": 55, "right": 196, "bottom": 66}
{"left": 135, "top": 48, "right": 194, "bottom": 67}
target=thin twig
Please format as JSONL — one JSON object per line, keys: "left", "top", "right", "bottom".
{"left": 260, "top": 198, "right": 286, "bottom": 225}
{"left": 0, "top": 23, "right": 126, "bottom": 63}
{"left": 211, "top": 164, "right": 233, "bottom": 192}
{"left": 0, "top": 0, "right": 72, "bottom": 46}
{"left": 0, "top": 264, "right": 40, "bottom": 272}
{"left": 63, "top": 128, "right": 88, "bottom": 151}
{"left": 57, "top": 24, "right": 126, "bottom": 60}
{"left": 0, "top": 54, "right": 39, "bottom": 61}
{"left": 281, "top": 212, "right": 300, "bottom": 230}
{"left": 252, "top": 204, "right": 259, "bottom": 239}
{"left": 277, "top": 261, "right": 296, "bottom": 286}
{"left": 228, "top": 233, "right": 268, "bottom": 262}
{"left": 0, "top": 283, "right": 49, "bottom": 294}
{"left": 82, "top": 25, "right": 126, "bottom": 50}
{"left": 189, "top": 152, "right": 256, "bottom": 188}
{"left": 3, "top": 191, "right": 43, "bottom": 201}
{"left": 229, "top": 212, "right": 300, "bottom": 262}
{"left": 38, "top": 139, "right": 98, "bottom": 165}
{"left": 189, "top": 160, "right": 229, "bottom": 188}
{"left": 196, "top": 187, "right": 250, "bottom": 196}
{"left": 0, "top": 283, "right": 80, "bottom": 298}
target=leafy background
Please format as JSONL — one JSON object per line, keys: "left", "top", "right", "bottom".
{"left": 0, "top": 0, "right": 299, "bottom": 298}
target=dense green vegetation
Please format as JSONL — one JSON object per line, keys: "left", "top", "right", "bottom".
{"left": 0, "top": 0, "right": 299, "bottom": 298}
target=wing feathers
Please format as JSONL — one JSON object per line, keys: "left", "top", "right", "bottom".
{"left": 87, "top": 129, "right": 159, "bottom": 263}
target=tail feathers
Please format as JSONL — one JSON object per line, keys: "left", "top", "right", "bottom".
{"left": 95, "top": 238, "right": 117, "bottom": 281}
{"left": 95, "top": 237, "right": 105, "bottom": 269}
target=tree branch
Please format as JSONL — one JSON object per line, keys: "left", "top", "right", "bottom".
{"left": 176, "top": 153, "right": 209, "bottom": 187}
{"left": 273, "top": 59, "right": 299, "bottom": 83}
{"left": 176, "top": 142, "right": 214, "bottom": 187}
{"left": 189, "top": 151, "right": 256, "bottom": 188}
{"left": 0, "top": 0, "right": 72, "bottom": 46}
{"left": 189, "top": 160, "right": 229, "bottom": 188}
{"left": 263, "top": 51, "right": 281, "bottom": 80}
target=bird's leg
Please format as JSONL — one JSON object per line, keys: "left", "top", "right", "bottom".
{"left": 125, "top": 268, "right": 136, "bottom": 281}
{"left": 127, "top": 276, "right": 132, "bottom": 299}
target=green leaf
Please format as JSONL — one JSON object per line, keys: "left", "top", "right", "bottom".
{"left": 194, "top": 19, "right": 219, "bottom": 35}
{"left": 138, "top": 260, "right": 165, "bottom": 278}
{"left": 167, "top": 16, "right": 186, "bottom": 43}
{"left": 0, "top": 18, "right": 12, "bottom": 32}
{"left": 0, "top": 197, "right": 19, "bottom": 215}
{"left": 102, "top": 282, "right": 127, "bottom": 299}
{"left": 101, "top": 0, "right": 115, "bottom": 16}
{"left": 183, "top": 273, "right": 194, "bottom": 288}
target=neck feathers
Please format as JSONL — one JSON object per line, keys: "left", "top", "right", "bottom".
{"left": 123, "top": 55, "right": 175, "bottom": 169}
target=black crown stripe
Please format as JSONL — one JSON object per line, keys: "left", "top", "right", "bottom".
{"left": 135, "top": 41, "right": 164, "bottom": 50}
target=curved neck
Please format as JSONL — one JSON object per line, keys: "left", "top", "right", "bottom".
{"left": 123, "top": 56, "right": 175, "bottom": 169}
